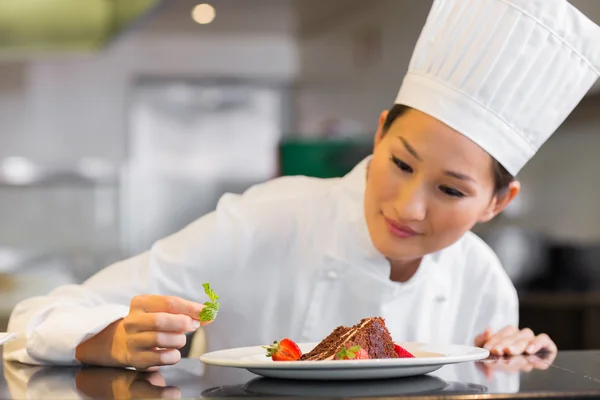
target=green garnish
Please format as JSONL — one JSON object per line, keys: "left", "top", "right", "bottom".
{"left": 199, "top": 282, "right": 220, "bottom": 322}
{"left": 262, "top": 341, "right": 280, "bottom": 357}
{"left": 336, "top": 345, "right": 361, "bottom": 360}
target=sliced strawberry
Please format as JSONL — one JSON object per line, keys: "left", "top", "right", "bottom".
{"left": 263, "top": 338, "right": 302, "bottom": 361}
{"left": 336, "top": 345, "right": 370, "bottom": 360}
{"left": 354, "top": 348, "right": 369, "bottom": 360}
{"left": 394, "top": 343, "right": 415, "bottom": 358}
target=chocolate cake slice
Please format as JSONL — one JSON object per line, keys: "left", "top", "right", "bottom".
{"left": 300, "top": 317, "right": 398, "bottom": 361}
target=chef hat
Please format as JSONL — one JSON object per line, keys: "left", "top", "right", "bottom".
{"left": 395, "top": 0, "right": 600, "bottom": 175}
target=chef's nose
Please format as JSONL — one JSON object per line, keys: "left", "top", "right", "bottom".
{"left": 393, "top": 179, "right": 427, "bottom": 221}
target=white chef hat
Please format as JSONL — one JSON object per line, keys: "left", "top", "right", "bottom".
{"left": 395, "top": 0, "right": 600, "bottom": 176}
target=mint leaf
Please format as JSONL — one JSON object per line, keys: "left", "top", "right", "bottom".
{"left": 202, "top": 282, "right": 219, "bottom": 303}
{"left": 199, "top": 283, "right": 219, "bottom": 322}
{"left": 199, "top": 305, "right": 218, "bottom": 321}
{"left": 336, "top": 346, "right": 360, "bottom": 360}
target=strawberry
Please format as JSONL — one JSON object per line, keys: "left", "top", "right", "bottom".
{"left": 394, "top": 343, "right": 415, "bottom": 358}
{"left": 353, "top": 348, "right": 370, "bottom": 360}
{"left": 336, "top": 345, "right": 370, "bottom": 360}
{"left": 263, "top": 338, "right": 302, "bottom": 361}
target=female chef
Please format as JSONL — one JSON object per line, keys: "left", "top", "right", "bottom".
{"left": 5, "top": 0, "right": 600, "bottom": 371}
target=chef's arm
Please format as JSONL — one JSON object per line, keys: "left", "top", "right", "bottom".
{"left": 4, "top": 251, "right": 150, "bottom": 366}
{"left": 4, "top": 193, "right": 245, "bottom": 366}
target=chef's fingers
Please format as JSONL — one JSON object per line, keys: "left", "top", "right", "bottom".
{"left": 129, "top": 332, "right": 187, "bottom": 351}
{"left": 502, "top": 335, "right": 535, "bottom": 356}
{"left": 129, "top": 349, "right": 181, "bottom": 371}
{"left": 124, "top": 312, "right": 199, "bottom": 334}
{"left": 474, "top": 327, "right": 493, "bottom": 347}
{"left": 486, "top": 328, "right": 534, "bottom": 356}
{"left": 525, "top": 333, "right": 557, "bottom": 355}
{"left": 130, "top": 295, "right": 206, "bottom": 320}
{"left": 483, "top": 326, "right": 522, "bottom": 352}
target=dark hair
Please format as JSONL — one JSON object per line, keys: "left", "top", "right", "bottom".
{"left": 382, "top": 104, "right": 515, "bottom": 195}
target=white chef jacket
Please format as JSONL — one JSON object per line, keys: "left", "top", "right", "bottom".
{"left": 4, "top": 157, "right": 518, "bottom": 366}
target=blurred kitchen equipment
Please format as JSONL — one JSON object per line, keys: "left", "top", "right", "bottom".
{"left": 279, "top": 138, "right": 372, "bottom": 179}
{"left": 537, "top": 242, "right": 600, "bottom": 292}
{"left": 478, "top": 225, "right": 549, "bottom": 289}
{"left": 0, "top": 155, "right": 123, "bottom": 331}
{"left": 0, "top": 247, "right": 76, "bottom": 331}
{"left": 121, "top": 78, "right": 287, "bottom": 256}
{"left": 0, "top": 0, "right": 161, "bottom": 58}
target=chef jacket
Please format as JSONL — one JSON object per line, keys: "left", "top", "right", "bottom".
{"left": 4, "top": 157, "right": 518, "bottom": 365}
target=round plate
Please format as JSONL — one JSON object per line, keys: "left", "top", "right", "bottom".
{"left": 199, "top": 342, "right": 489, "bottom": 381}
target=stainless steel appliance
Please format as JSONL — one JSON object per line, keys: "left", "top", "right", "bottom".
{"left": 121, "top": 78, "right": 287, "bottom": 256}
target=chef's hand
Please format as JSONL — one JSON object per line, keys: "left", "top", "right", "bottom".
{"left": 474, "top": 326, "right": 557, "bottom": 356}
{"left": 76, "top": 295, "right": 210, "bottom": 371}
{"left": 119, "top": 295, "right": 211, "bottom": 371}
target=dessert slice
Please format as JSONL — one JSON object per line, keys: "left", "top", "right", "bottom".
{"left": 299, "top": 317, "right": 399, "bottom": 361}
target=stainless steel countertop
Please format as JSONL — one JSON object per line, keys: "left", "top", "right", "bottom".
{"left": 1, "top": 350, "right": 600, "bottom": 399}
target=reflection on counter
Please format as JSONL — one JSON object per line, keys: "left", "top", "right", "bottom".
{"left": 204, "top": 375, "right": 487, "bottom": 397}
{"left": 0, "top": 351, "right": 573, "bottom": 399}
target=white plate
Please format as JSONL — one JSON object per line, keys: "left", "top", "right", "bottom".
{"left": 200, "top": 342, "right": 489, "bottom": 380}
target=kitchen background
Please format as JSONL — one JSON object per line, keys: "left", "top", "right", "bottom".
{"left": 0, "top": 0, "right": 599, "bottom": 351}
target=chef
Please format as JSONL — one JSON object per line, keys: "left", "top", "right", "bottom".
{"left": 5, "top": 0, "right": 600, "bottom": 371}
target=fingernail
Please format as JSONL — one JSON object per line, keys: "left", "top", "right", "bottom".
{"left": 526, "top": 345, "right": 536, "bottom": 354}
{"left": 192, "top": 320, "right": 200, "bottom": 329}
{"left": 494, "top": 346, "right": 503, "bottom": 355}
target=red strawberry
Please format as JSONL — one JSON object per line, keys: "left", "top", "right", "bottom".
{"left": 394, "top": 343, "right": 415, "bottom": 358}
{"left": 336, "top": 345, "right": 370, "bottom": 360}
{"left": 354, "top": 348, "right": 369, "bottom": 360}
{"left": 263, "top": 338, "right": 302, "bottom": 361}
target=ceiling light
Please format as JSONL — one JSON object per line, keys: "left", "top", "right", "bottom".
{"left": 191, "top": 3, "right": 216, "bottom": 25}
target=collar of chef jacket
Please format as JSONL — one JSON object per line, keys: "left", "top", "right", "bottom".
{"left": 322, "top": 156, "right": 452, "bottom": 303}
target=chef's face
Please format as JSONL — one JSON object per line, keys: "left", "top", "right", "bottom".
{"left": 364, "top": 108, "right": 520, "bottom": 262}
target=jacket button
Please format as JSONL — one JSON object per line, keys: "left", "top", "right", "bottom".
{"left": 327, "top": 270, "right": 338, "bottom": 279}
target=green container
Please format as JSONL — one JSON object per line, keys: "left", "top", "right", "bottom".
{"left": 279, "top": 139, "right": 372, "bottom": 178}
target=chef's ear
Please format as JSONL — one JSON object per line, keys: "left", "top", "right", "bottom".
{"left": 479, "top": 181, "right": 521, "bottom": 223}
{"left": 374, "top": 110, "right": 389, "bottom": 148}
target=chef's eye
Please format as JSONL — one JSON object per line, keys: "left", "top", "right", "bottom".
{"left": 440, "top": 186, "right": 465, "bottom": 198}
{"left": 391, "top": 156, "right": 413, "bottom": 173}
